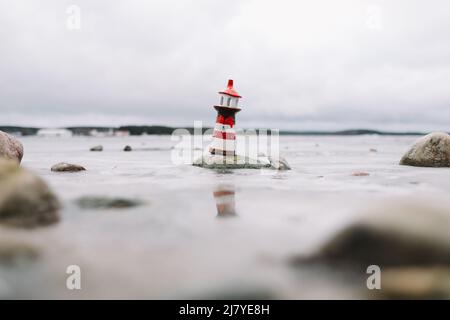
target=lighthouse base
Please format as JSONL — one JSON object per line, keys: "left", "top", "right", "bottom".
{"left": 193, "top": 153, "right": 291, "bottom": 170}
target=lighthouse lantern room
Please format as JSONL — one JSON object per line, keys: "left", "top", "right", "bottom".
{"left": 209, "top": 79, "right": 242, "bottom": 156}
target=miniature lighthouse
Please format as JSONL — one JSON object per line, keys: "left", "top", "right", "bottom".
{"left": 209, "top": 79, "right": 242, "bottom": 156}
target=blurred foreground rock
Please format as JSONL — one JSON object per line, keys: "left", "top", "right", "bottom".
{"left": 0, "top": 238, "right": 40, "bottom": 266}
{"left": 291, "top": 199, "right": 450, "bottom": 299}
{"left": 400, "top": 132, "right": 450, "bottom": 167}
{"left": 0, "top": 159, "right": 60, "bottom": 228}
{"left": 76, "top": 196, "right": 143, "bottom": 209}
{"left": 0, "top": 131, "right": 24, "bottom": 163}
{"left": 294, "top": 200, "right": 450, "bottom": 267}
{"left": 377, "top": 267, "right": 450, "bottom": 299}
{"left": 51, "top": 162, "right": 86, "bottom": 172}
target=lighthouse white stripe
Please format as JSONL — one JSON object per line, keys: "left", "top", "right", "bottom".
{"left": 214, "top": 124, "right": 232, "bottom": 131}
{"left": 214, "top": 195, "right": 235, "bottom": 205}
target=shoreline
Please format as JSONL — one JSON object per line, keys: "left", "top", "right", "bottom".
{"left": 0, "top": 125, "right": 434, "bottom": 137}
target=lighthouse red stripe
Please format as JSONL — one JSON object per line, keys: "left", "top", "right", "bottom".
{"left": 213, "top": 130, "right": 236, "bottom": 140}
{"left": 216, "top": 115, "right": 234, "bottom": 128}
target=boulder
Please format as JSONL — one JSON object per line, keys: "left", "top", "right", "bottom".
{"left": 400, "top": 132, "right": 450, "bottom": 167}
{"left": 0, "top": 159, "right": 60, "bottom": 228}
{"left": 51, "top": 162, "right": 86, "bottom": 172}
{"left": 0, "top": 131, "right": 24, "bottom": 163}
{"left": 123, "top": 145, "right": 132, "bottom": 152}
{"left": 292, "top": 199, "right": 450, "bottom": 268}
{"left": 90, "top": 145, "right": 103, "bottom": 152}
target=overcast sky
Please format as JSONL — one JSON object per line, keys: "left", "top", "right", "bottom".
{"left": 1, "top": 0, "right": 449, "bottom": 131}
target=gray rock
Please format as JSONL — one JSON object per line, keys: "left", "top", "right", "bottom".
{"left": 51, "top": 162, "right": 86, "bottom": 172}
{"left": 123, "top": 145, "right": 132, "bottom": 152}
{"left": 0, "top": 159, "right": 60, "bottom": 228}
{"left": 193, "top": 154, "right": 271, "bottom": 169}
{"left": 0, "top": 131, "right": 24, "bottom": 163}
{"left": 193, "top": 154, "right": 291, "bottom": 170}
{"left": 400, "top": 132, "right": 450, "bottom": 167}
{"left": 292, "top": 199, "right": 450, "bottom": 268}
{"left": 90, "top": 145, "right": 103, "bottom": 152}
{"left": 76, "top": 196, "right": 143, "bottom": 209}
{"left": 268, "top": 156, "right": 291, "bottom": 170}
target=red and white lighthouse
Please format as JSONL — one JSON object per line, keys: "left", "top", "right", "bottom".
{"left": 209, "top": 79, "right": 242, "bottom": 156}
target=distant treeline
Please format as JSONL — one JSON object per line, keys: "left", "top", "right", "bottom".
{"left": 0, "top": 126, "right": 429, "bottom": 136}
{"left": 0, "top": 126, "right": 39, "bottom": 136}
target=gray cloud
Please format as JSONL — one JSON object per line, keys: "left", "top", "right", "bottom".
{"left": 1, "top": 0, "right": 449, "bottom": 131}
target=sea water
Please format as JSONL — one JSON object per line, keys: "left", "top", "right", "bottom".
{"left": 1, "top": 135, "right": 450, "bottom": 299}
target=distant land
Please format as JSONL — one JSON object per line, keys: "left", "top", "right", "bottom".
{"left": 0, "top": 125, "right": 430, "bottom": 136}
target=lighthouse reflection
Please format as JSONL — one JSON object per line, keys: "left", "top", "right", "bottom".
{"left": 213, "top": 184, "right": 237, "bottom": 218}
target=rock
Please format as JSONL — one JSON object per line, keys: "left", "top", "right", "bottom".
{"left": 369, "top": 148, "right": 377, "bottom": 153}
{"left": 0, "top": 131, "right": 24, "bottom": 163}
{"left": 352, "top": 171, "right": 370, "bottom": 177}
{"left": 51, "top": 162, "right": 86, "bottom": 172}
{"left": 193, "top": 154, "right": 271, "bottom": 169}
{"left": 376, "top": 267, "right": 450, "bottom": 299}
{"left": 0, "top": 239, "right": 40, "bottom": 266}
{"left": 123, "top": 145, "right": 132, "bottom": 152}
{"left": 195, "top": 286, "right": 278, "bottom": 300}
{"left": 268, "top": 156, "right": 291, "bottom": 170}
{"left": 292, "top": 199, "right": 450, "bottom": 268}
{"left": 76, "top": 196, "right": 143, "bottom": 209}
{"left": 400, "top": 132, "right": 450, "bottom": 167}
{"left": 90, "top": 145, "right": 103, "bottom": 152}
{"left": 193, "top": 154, "right": 291, "bottom": 170}
{"left": 0, "top": 159, "right": 60, "bottom": 228}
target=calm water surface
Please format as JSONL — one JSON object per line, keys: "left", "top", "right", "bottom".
{"left": 1, "top": 135, "right": 449, "bottom": 299}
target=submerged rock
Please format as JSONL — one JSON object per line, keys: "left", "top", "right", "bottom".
{"left": 51, "top": 162, "right": 86, "bottom": 172}
{"left": 90, "top": 145, "right": 103, "bottom": 152}
{"left": 352, "top": 171, "right": 370, "bottom": 177}
{"left": 292, "top": 199, "right": 450, "bottom": 268}
{"left": 400, "top": 132, "right": 450, "bottom": 167}
{"left": 0, "top": 131, "right": 24, "bottom": 163}
{"left": 193, "top": 154, "right": 291, "bottom": 170}
{"left": 123, "top": 145, "right": 132, "bottom": 152}
{"left": 0, "top": 159, "right": 60, "bottom": 228}
{"left": 76, "top": 196, "right": 143, "bottom": 209}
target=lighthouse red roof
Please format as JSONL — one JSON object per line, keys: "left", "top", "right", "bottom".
{"left": 219, "top": 79, "right": 242, "bottom": 98}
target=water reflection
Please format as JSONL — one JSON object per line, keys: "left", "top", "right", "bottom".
{"left": 213, "top": 184, "right": 237, "bottom": 217}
